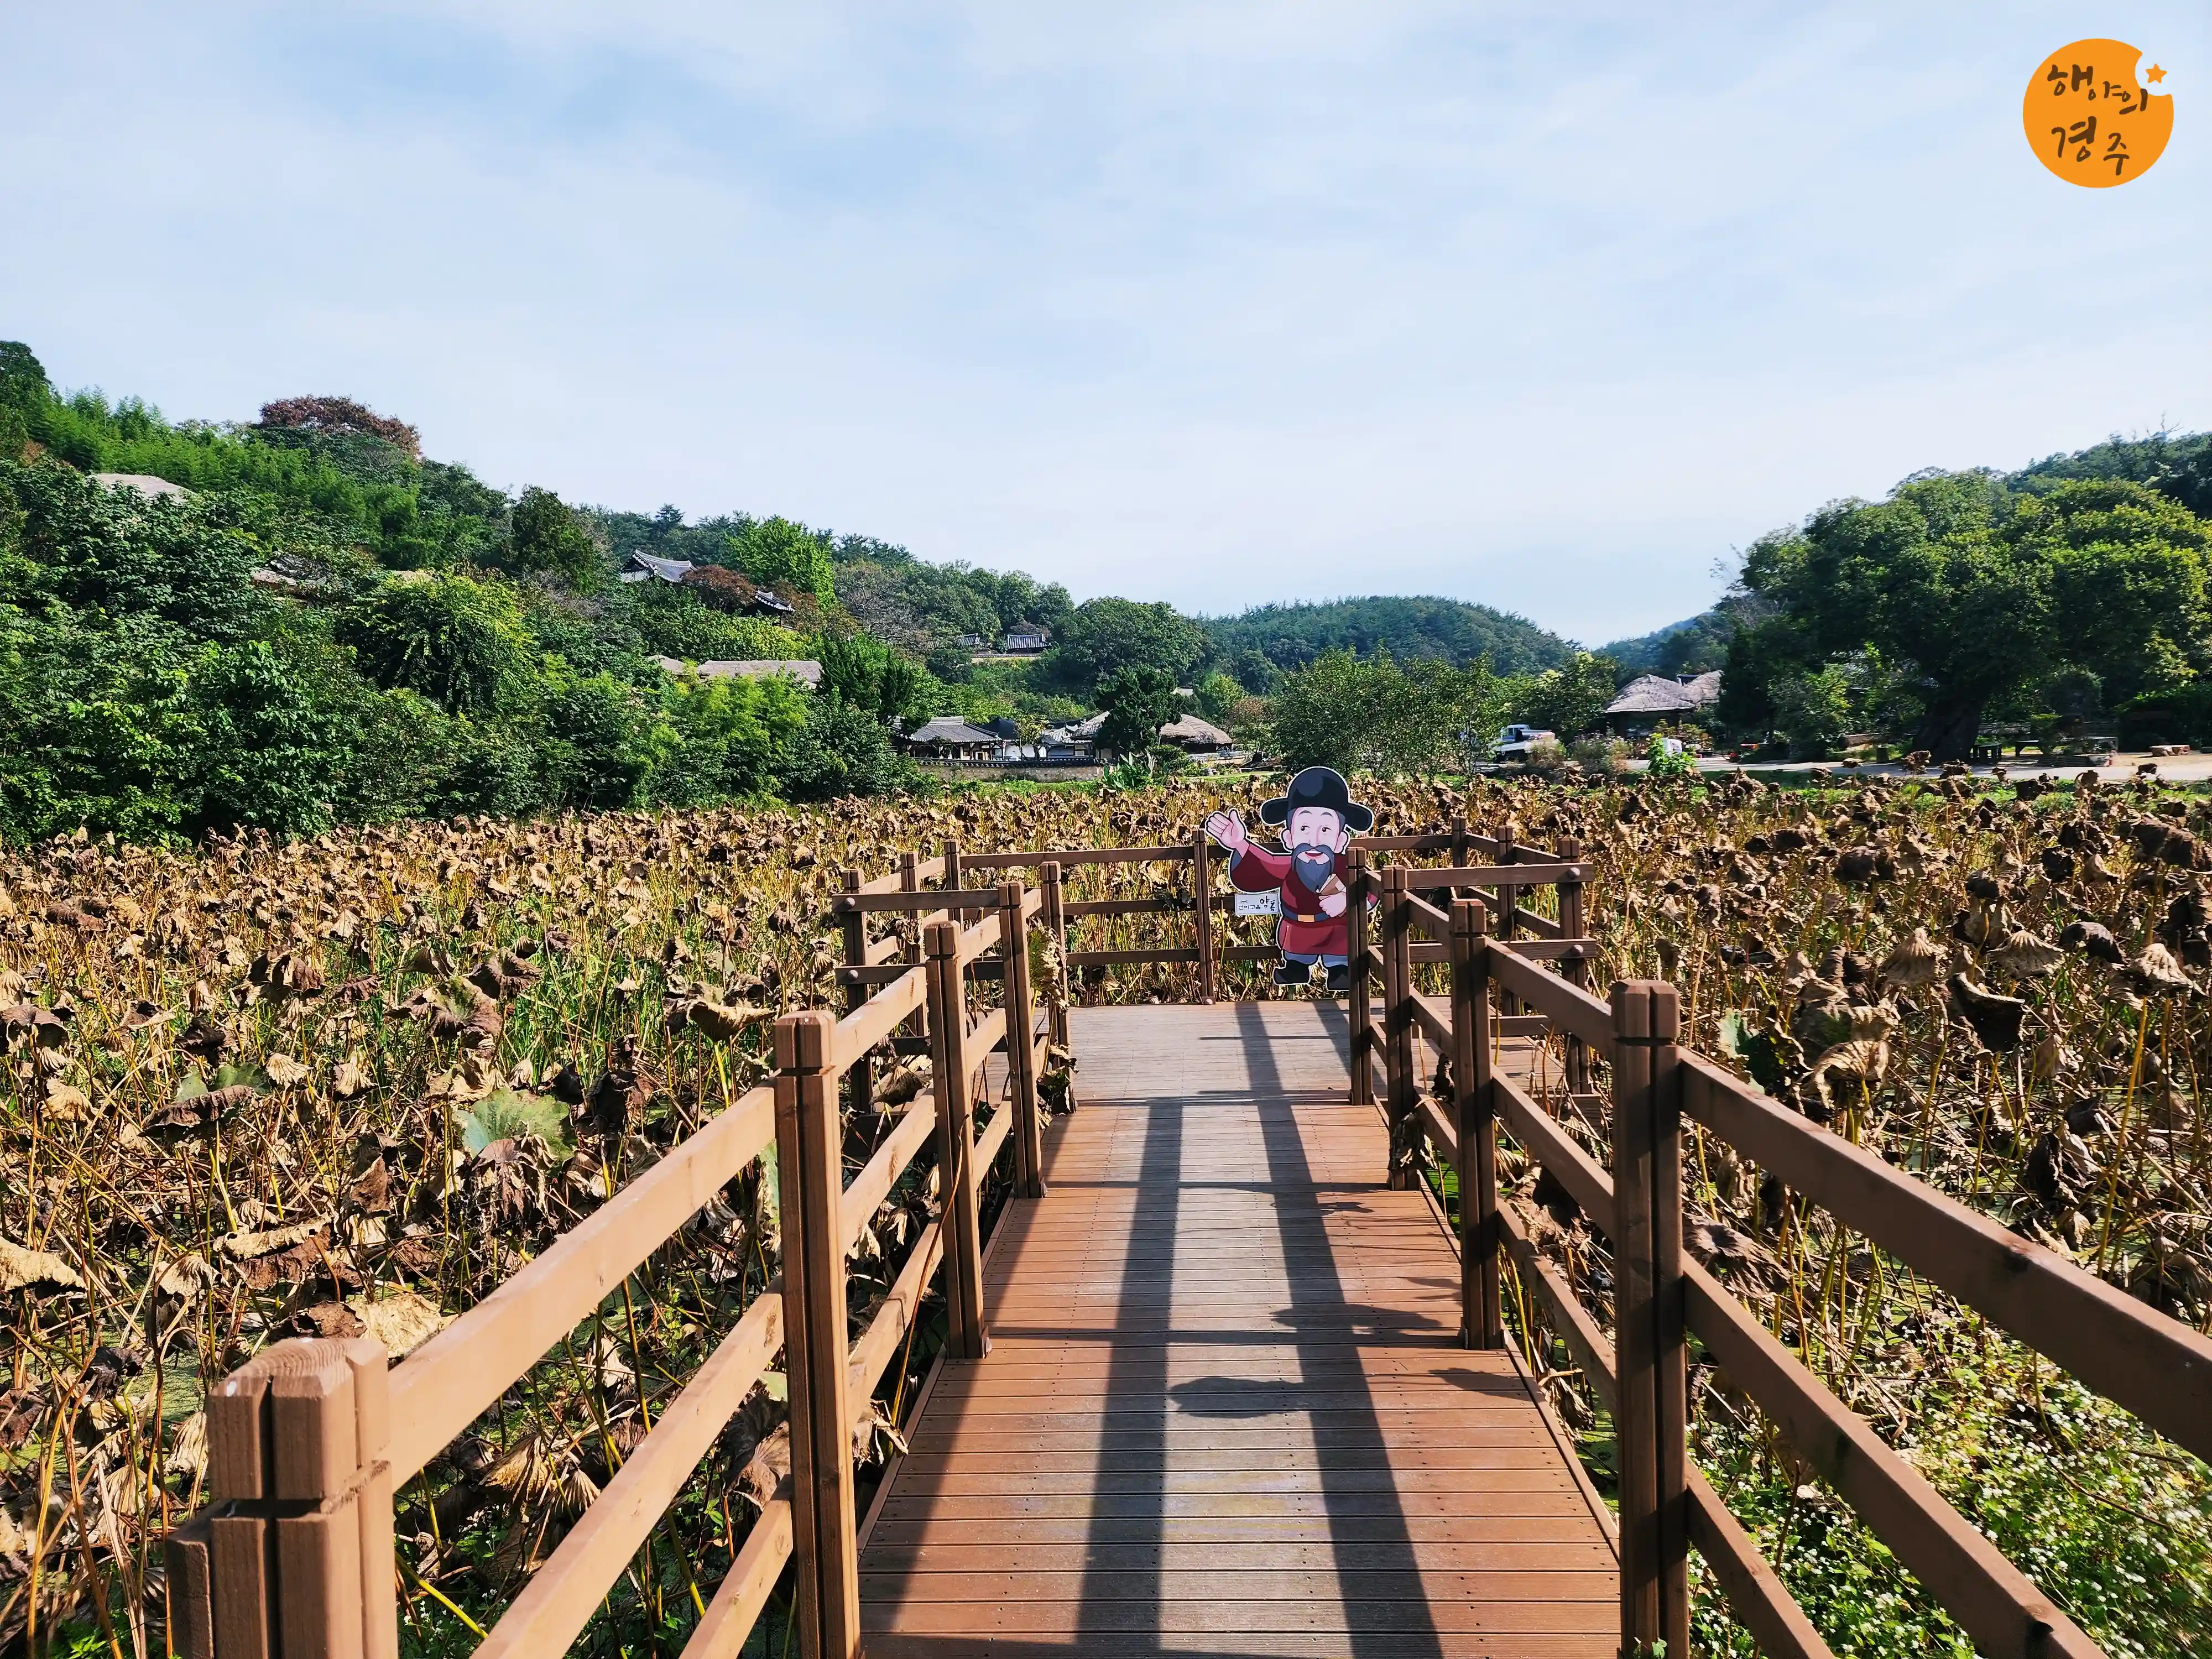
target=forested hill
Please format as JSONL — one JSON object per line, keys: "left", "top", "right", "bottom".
{"left": 0, "top": 337, "right": 1592, "bottom": 843}
{"left": 1205, "top": 597, "right": 1574, "bottom": 680}
{"left": 1603, "top": 431, "right": 2212, "bottom": 683}
{"left": 1600, "top": 612, "right": 1738, "bottom": 677}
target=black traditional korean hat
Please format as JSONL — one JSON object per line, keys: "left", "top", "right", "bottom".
{"left": 1259, "top": 766, "right": 1374, "bottom": 832}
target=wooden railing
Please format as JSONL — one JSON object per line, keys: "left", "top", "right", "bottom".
{"left": 844, "top": 818, "right": 1585, "bottom": 1020}
{"left": 166, "top": 816, "right": 2212, "bottom": 1659}
{"left": 1340, "top": 827, "right": 1592, "bottom": 1149}
{"left": 164, "top": 867, "right": 1054, "bottom": 1659}
{"left": 1365, "top": 868, "right": 2212, "bottom": 1659}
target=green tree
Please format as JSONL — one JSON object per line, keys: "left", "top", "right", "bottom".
{"left": 4, "top": 462, "right": 266, "bottom": 641}
{"left": 658, "top": 672, "right": 810, "bottom": 804}
{"left": 184, "top": 639, "right": 346, "bottom": 836}
{"left": 1097, "top": 665, "right": 1183, "bottom": 757}
{"left": 1053, "top": 597, "right": 1208, "bottom": 693}
{"left": 508, "top": 486, "right": 604, "bottom": 589}
{"left": 778, "top": 696, "right": 914, "bottom": 799}
{"left": 729, "top": 516, "right": 836, "bottom": 607}
{"left": 1728, "top": 474, "right": 2211, "bottom": 759}
{"left": 0, "top": 342, "right": 49, "bottom": 418}
{"left": 623, "top": 583, "right": 805, "bottom": 664}
{"left": 336, "top": 575, "right": 535, "bottom": 714}
{"left": 817, "top": 632, "right": 937, "bottom": 724}
{"left": 1269, "top": 651, "right": 1369, "bottom": 775}
{"left": 0, "top": 608, "right": 197, "bottom": 842}
{"left": 541, "top": 672, "right": 656, "bottom": 808}
{"left": 1228, "top": 647, "right": 1281, "bottom": 696}
{"left": 1771, "top": 665, "right": 1851, "bottom": 759}
{"left": 1193, "top": 671, "right": 1242, "bottom": 723}
{"left": 1271, "top": 649, "right": 1515, "bottom": 776}
{"left": 1516, "top": 651, "right": 1620, "bottom": 740}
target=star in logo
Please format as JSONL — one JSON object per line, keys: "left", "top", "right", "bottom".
{"left": 2146, "top": 64, "right": 2167, "bottom": 83}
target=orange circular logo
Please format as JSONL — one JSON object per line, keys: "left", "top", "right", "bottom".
{"left": 2025, "top": 40, "right": 2173, "bottom": 185}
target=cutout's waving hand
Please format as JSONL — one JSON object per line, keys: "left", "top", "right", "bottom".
{"left": 1203, "top": 810, "right": 1248, "bottom": 855}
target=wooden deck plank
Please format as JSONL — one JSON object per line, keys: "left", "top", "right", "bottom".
{"left": 858, "top": 1569, "right": 1617, "bottom": 1603}
{"left": 862, "top": 1600, "right": 1617, "bottom": 1634}
{"left": 873, "top": 1493, "right": 1606, "bottom": 1521}
{"left": 859, "top": 1001, "right": 1616, "bottom": 1653}
{"left": 909, "top": 1428, "right": 1562, "bottom": 1453}
{"left": 881, "top": 1470, "right": 1583, "bottom": 1496}
{"left": 889, "top": 1449, "right": 1569, "bottom": 1473}
{"left": 868, "top": 1516, "right": 1609, "bottom": 1545}
{"left": 862, "top": 1636, "right": 1614, "bottom": 1658}
{"left": 863, "top": 1542, "right": 1618, "bottom": 1572}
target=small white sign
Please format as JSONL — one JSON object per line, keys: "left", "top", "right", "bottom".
{"left": 1234, "top": 890, "right": 1281, "bottom": 917}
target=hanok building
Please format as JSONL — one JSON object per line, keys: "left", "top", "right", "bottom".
{"left": 1600, "top": 671, "right": 1722, "bottom": 736}
{"left": 618, "top": 552, "right": 796, "bottom": 617}
{"left": 1037, "top": 716, "right": 1102, "bottom": 761}
{"left": 900, "top": 717, "right": 1005, "bottom": 760}
{"left": 1157, "top": 713, "right": 1234, "bottom": 756}
{"left": 620, "top": 551, "right": 697, "bottom": 586}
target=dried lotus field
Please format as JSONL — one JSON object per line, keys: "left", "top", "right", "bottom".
{"left": 3, "top": 772, "right": 2211, "bottom": 1658}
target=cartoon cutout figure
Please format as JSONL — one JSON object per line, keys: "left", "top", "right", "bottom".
{"left": 1204, "top": 766, "right": 1374, "bottom": 992}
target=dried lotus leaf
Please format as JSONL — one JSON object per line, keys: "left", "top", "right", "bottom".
{"left": 0, "top": 1238, "right": 84, "bottom": 1293}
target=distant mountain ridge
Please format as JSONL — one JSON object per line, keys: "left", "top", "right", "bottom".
{"left": 1204, "top": 595, "right": 1576, "bottom": 680}
{"left": 1600, "top": 612, "right": 1736, "bottom": 677}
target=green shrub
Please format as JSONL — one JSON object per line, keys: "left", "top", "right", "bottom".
{"left": 336, "top": 573, "right": 536, "bottom": 714}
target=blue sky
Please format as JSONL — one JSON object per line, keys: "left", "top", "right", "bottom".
{"left": 3, "top": 4, "right": 2205, "bottom": 642}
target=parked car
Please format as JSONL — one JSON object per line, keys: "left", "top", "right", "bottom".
{"left": 1492, "top": 723, "right": 1557, "bottom": 761}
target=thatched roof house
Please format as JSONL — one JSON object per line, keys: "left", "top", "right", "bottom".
{"left": 654, "top": 657, "right": 822, "bottom": 688}
{"left": 1602, "top": 671, "right": 1721, "bottom": 729}
{"left": 93, "top": 473, "right": 192, "bottom": 500}
{"left": 1158, "top": 713, "right": 1233, "bottom": 752}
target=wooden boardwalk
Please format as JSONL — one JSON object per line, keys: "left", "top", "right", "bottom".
{"left": 859, "top": 1001, "right": 1619, "bottom": 1657}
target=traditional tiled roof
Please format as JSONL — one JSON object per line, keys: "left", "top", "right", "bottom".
{"left": 620, "top": 551, "right": 695, "bottom": 583}
{"left": 904, "top": 717, "right": 1001, "bottom": 747}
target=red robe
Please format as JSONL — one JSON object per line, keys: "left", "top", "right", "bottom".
{"left": 1229, "top": 844, "right": 1351, "bottom": 958}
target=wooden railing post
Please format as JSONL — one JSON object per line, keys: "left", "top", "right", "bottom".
{"left": 898, "top": 848, "right": 920, "bottom": 943}
{"left": 775, "top": 1009, "right": 861, "bottom": 1659}
{"left": 838, "top": 869, "right": 874, "bottom": 1116}
{"left": 178, "top": 1335, "right": 398, "bottom": 1659}
{"left": 1192, "top": 831, "right": 1216, "bottom": 1004}
{"left": 1650, "top": 980, "right": 1688, "bottom": 1659}
{"left": 1039, "top": 859, "right": 1070, "bottom": 1048}
{"left": 1493, "top": 818, "right": 1521, "bottom": 1015}
{"left": 1347, "top": 849, "right": 1374, "bottom": 1105}
{"left": 943, "top": 839, "right": 969, "bottom": 925}
{"left": 1557, "top": 835, "right": 1590, "bottom": 1094}
{"left": 1451, "top": 899, "right": 1502, "bottom": 1349}
{"left": 925, "top": 920, "right": 990, "bottom": 1359}
{"left": 899, "top": 852, "right": 928, "bottom": 1046}
{"left": 999, "top": 880, "right": 1047, "bottom": 1198}
{"left": 1383, "top": 864, "right": 1417, "bottom": 1190}
{"left": 1611, "top": 979, "right": 1687, "bottom": 1659}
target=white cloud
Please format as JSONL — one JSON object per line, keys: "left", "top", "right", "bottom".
{"left": 2, "top": 2, "right": 2204, "bottom": 641}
